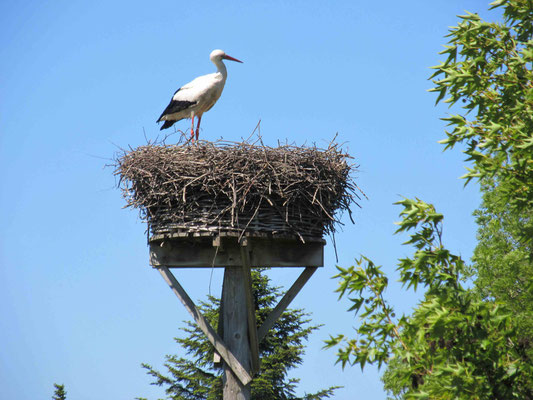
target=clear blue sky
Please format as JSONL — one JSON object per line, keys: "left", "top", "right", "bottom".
{"left": 1, "top": 1, "right": 496, "bottom": 399}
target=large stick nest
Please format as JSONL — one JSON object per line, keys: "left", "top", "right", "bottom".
{"left": 115, "top": 139, "right": 362, "bottom": 241}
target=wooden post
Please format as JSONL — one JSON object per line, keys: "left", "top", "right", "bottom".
{"left": 222, "top": 267, "right": 252, "bottom": 399}
{"left": 239, "top": 240, "right": 260, "bottom": 374}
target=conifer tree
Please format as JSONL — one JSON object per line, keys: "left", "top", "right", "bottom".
{"left": 52, "top": 383, "right": 67, "bottom": 400}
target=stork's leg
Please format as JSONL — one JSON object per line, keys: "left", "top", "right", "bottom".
{"left": 190, "top": 115, "right": 195, "bottom": 141}
{"left": 195, "top": 115, "right": 202, "bottom": 141}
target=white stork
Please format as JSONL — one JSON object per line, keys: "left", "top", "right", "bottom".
{"left": 157, "top": 49, "right": 243, "bottom": 140}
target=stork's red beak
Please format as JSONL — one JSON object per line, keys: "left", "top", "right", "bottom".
{"left": 223, "top": 54, "right": 243, "bottom": 63}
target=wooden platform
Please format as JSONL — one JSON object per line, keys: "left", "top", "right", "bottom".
{"left": 149, "top": 232, "right": 325, "bottom": 268}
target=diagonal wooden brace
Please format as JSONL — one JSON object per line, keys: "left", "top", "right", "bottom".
{"left": 157, "top": 266, "right": 252, "bottom": 386}
{"left": 258, "top": 266, "right": 318, "bottom": 343}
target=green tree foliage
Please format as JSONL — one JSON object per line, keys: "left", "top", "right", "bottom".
{"left": 327, "top": 1, "right": 533, "bottom": 398}
{"left": 138, "top": 270, "right": 339, "bottom": 400}
{"left": 472, "top": 180, "right": 533, "bottom": 339}
{"left": 429, "top": 0, "right": 533, "bottom": 211}
{"left": 326, "top": 198, "right": 533, "bottom": 399}
{"left": 429, "top": 0, "right": 533, "bottom": 362}
{"left": 52, "top": 383, "right": 67, "bottom": 400}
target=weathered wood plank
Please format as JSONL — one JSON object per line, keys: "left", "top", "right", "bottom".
{"left": 240, "top": 243, "right": 260, "bottom": 375}
{"left": 222, "top": 267, "right": 252, "bottom": 399}
{"left": 150, "top": 237, "right": 324, "bottom": 268}
{"left": 157, "top": 266, "right": 252, "bottom": 386}
{"left": 257, "top": 267, "right": 318, "bottom": 343}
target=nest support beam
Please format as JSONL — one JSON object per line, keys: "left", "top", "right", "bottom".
{"left": 149, "top": 233, "right": 324, "bottom": 268}
{"left": 156, "top": 241, "right": 319, "bottom": 399}
{"left": 257, "top": 265, "right": 317, "bottom": 342}
{"left": 239, "top": 239, "right": 261, "bottom": 375}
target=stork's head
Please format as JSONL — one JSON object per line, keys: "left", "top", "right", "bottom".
{"left": 210, "top": 49, "right": 243, "bottom": 63}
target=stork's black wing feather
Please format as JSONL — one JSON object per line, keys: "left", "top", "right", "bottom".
{"left": 159, "top": 120, "right": 176, "bottom": 130}
{"left": 156, "top": 88, "right": 197, "bottom": 122}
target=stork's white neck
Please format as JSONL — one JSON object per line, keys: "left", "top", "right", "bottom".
{"left": 212, "top": 58, "right": 228, "bottom": 80}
